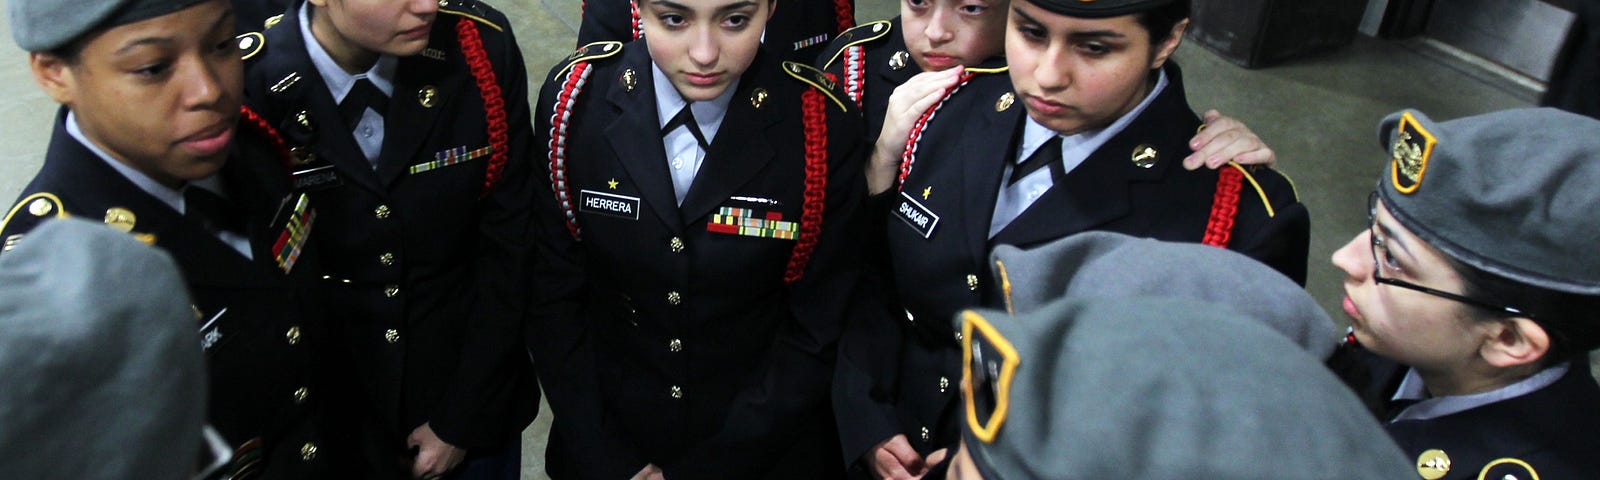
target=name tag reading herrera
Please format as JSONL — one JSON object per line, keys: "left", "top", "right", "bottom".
{"left": 579, "top": 189, "right": 641, "bottom": 220}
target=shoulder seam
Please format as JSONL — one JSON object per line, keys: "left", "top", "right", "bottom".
{"left": 1228, "top": 163, "right": 1280, "bottom": 218}
{"left": 441, "top": 8, "right": 504, "bottom": 32}
{"left": 555, "top": 41, "right": 624, "bottom": 80}
{"left": 783, "top": 61, "right": 848, "bottom": 112}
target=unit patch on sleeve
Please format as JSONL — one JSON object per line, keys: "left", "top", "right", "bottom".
{"left": 707, "top": 207, "right": 798, "bottom": 240}
{"left": 579, "top": 189, "right": 641, "bottom": 220}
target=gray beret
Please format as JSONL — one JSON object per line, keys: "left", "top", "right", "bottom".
{"left": 957, "top": 296, "right": 1413, "bottom": 479}
{"left": 0, "top": 218, "right": 206, "bottom": 479}
{"left": 1376, "top": 108, "right": 1600, "bottom": 295}
{"left": 9, "top": 0, "right": 212, "bottom": 52}
{"left": 1021, "top": 0, "right": 1180, "bottom": 18}
{"left": 986, "top": 231, "right": 1339, "bottom": 359}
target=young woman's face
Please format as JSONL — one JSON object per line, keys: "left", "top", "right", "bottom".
{"left": 1331, "top": 197, "right": 1497, "bottom": 371}
{"left": 311, "top": 0, "right": 438, "bottom": 62}
{"left": 642, "top": 0, "right": 771, "bottom": 102}
{"left": 900, "top": 0, "right": 1009, "bottom": 71}
{"left": 34, "top": 0, "right": 241, "bottom": 188}
{"left": 1003, "top": 2, "right": 1183, "bottom": 135}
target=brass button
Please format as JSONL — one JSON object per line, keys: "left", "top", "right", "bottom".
{"left": 939, "top": 376, "right": 950, "bottom": 393}
{"left": 966, "top": 274, "right": 979, "bottom": 291}
{"left": 384, "top": 284, "right": 400, "bottom": 298}
{"left": 669, "top": 339, "right": 683, "bottom": 352}
{"left": 904, "top": 309, "right": 915, "bottom": 323}
{"left": 667, "top": 291, "right": 682, "bottom": 305}
{"left": 285, "top": 326, "right": 302, "bottom": 345}
{"left": 920, "top": 426, "right": 930, "bottom": 442}
{"left": 669, "top": 237, "right": 685, "bottom": 253}
{"left": 954, "top": 330, "right": 963, "bottom": 342}
{"left": 300, "top": 442, "right": 318, "bottom": 461}
{"left": 374, "top": 204, "right": 391, "bottom": 219}
{"left": 379, "top": 252, "right": 395, "bottom": 266}
{"left": 385, "top": 329, "right": 400, "bottom": 344}
{"left": 669, "top": 385, "right": 683, "bottom": 399}
{"left": 293, "top": 387, "right": 309, "bottom": 404}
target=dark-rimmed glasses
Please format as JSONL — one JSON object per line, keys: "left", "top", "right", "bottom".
{"left": 1367, "top": 192, "right": 1532, "bottom": 318}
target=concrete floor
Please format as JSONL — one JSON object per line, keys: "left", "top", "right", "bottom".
{"left": 0, "top": 1, "right": 1542, "bottom": 479}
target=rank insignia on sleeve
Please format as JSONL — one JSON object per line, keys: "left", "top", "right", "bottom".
{"left": 579, "top": 189, "right": 641, "bottom": 220}
{"left": 1391, "top": 111, "right": 1435, "bottom": 194}
{"left": 708, "top": 207, "right": 799, "bottom": 240}
{"left": 895, "top": 190, "right": 941, "bottom": 239}
{"left": 271, "top": 194, "right": 315, "bottom": 274}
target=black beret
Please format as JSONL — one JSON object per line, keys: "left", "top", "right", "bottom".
{"left": 1020, "top": 0, "right": 1179, "bottom": 18}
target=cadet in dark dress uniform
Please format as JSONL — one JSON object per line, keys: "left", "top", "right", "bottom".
{"left": 528, "top": 0, "right": 869, "bottom": 478}
{"left": 577, "top": 0, "right": 856, "bottom": 61}
{"left": 1, "top": 0, "right": 344, "bottom": 477}
{"left": 238, "top": 0, "right": 538, "bottom": 478}
{"left": 1329, "top": 108, "right": 1600, "bottom": 480}
{"left": 831, "top": 0, "right": 1310, "bottom": 475}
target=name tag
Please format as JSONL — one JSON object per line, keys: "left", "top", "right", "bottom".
{"left": 291, "top": 164, "right": 341, "bottom": 191}
{"left": 579, "top": 189, "right": 640, "bottom": 220}
{"left": 895, "top": 191, "right": 940, "bottom": 239}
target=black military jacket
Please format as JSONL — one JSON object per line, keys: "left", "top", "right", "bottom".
{"left": 239, "top": 0, "right": 537, "bottom": 469}
{"left": 0, "top": 109, "right": 340, "bottom": 479}
{"left": 576, "top": 0, "right": 856, "bottom": 61}
{"left": 833, "top": 63, "right": 1310, "bottom": 463}
{"left": 529, "top": 41, "right": 868, "bottom": 479}
{"left": 1333, "top": 345, "right": 1600, "bottom": 480}
{"left": 816, "top": 17, "right": 917, "bottom": 143}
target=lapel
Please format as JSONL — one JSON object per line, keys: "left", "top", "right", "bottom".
{"left": 374, "top": 39, "right": 461, "bottom": 186}
{"left": 959, "top": 85, "right": 1019, "bottom": 265}
{"left": 261, "top": 8, "right": 383, "bottom": 193}
{"left": 42, "top": 113, "right": 273, "bottom": 288}
{"left": 991, "top": 63, "right": 1198, "bottom": 248}
{"left": 677, "top": 51, "right": 780, "bottom": 225}
{"left": 604, "top": 45, "right": 682, "bottom": 228}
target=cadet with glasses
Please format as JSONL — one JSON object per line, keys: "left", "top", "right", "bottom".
{"left": 1331, "top": 108, "right": 1600, "bottom": 480}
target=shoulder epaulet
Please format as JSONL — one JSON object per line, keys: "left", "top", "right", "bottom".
{"left": 965, "top": 65, "right": 1009, "bottom": 75}
{"left": 783, "top": 61, "right": 848, "bottom": 112}
{"left": 440, "top": 0, "right": 505, "bottom": 32}
{"left": 821, "top": 20, "right": 893, "bottom": 70}
{"left": 1, "top": 193, "right": 68, "bottom": 252}
{"left": 237, "top": 32, "right": 265, "bottom": 61}
{"left": 555, "top": 41, "right": 624, "bottom": 81}
{"left": 1229, "top": 163, "right": 1297, "bottom": 218}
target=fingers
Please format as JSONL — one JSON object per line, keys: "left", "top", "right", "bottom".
{"left": 1186, "top": 111, "right": 1275, "bottom": 170}
{"left": 883, "top": 435, "right": 926, "bottom": 476}
{"left": 924, "top": 448, "right": 949, "bottom": 468}
{"left": 411, "top": 450, "right": 435, "bottom": 479}
{"left": 871, "top": 448, "right": 914, "bottom": 480}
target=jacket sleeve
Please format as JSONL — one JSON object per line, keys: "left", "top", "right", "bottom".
{"left": 1228, "top": 166, "right": 1310, "bottom": 286}
{"left": 661, "top": 91, "right": 877, "bottom": 479}
{"left": 524, "top": 59, "right": 653, "bottom": 480}
{"left": 830, "top": 189, "right": 909, "bottom": 468}
{"left": 427, "top": 18, "right": 541, "bottom": 449}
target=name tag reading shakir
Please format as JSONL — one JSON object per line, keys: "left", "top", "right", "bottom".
{"left": 895, "top": 191, "right": 940, "bottom": 239}
{"left": 579, "top": 189, "right": 641, "bottom": 220}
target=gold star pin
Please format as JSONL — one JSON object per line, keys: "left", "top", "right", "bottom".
{"left": 607, "top": 178, "right": 619, "bottom": 189}
{"left": 921, "top": 186, "right": 932, "bottom": 200}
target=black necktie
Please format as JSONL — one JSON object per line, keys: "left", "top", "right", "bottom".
{"left": 662, "top": 105, "right": 710, "bottom": 150}
{"left": 185, "top": 186, "right": 245, "bottom": 236}
{"left": 1011, "top": 137, "right": 1062, "bottom": 185}
{"left": 339, "top": 78, "right": 390, "bottom": 130}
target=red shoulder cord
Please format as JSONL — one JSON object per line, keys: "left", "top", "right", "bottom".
{"left": 547, "top": 62, "right": 593, "bottom": 240}
{"left": 843, "top": 45, "right": 866, "bottom": 107}
{"left": 630, "top": 1, "right": 643, "bottom": 39}
{"left": 785, "top": 88, "right": 831, "bottom": 284}
{"left": 1201, "top": 166, "right": 1243, "bottom": 248}
{"left": 834, "top": 0, "right": 855, "bottom": 34}
{"left": 456, "top": 19, "right": 511, "bottom": 198}
{"left": 239, "top": 105, "right": 293, "bottom": 173}
{"left": 897, "top": 72, "right": 978, "bottom": 191}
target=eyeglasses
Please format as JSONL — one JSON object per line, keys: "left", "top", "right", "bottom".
{"left": 1366, "top": 192, "right": 1531, "bottom": 318}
